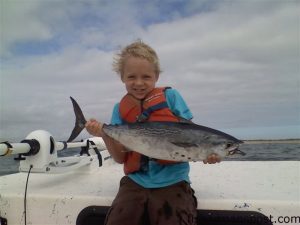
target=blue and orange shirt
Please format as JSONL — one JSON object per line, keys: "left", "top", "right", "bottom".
{"left": 110, "top": 88, "right": 193, "bottom": 188}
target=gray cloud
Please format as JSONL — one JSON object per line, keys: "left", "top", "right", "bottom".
{"left": 0, "top": 0, "right": 299, "bottom": 141}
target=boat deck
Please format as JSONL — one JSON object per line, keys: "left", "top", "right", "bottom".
{"left": 0, "top": 157, "right": 299, "bottom": 225}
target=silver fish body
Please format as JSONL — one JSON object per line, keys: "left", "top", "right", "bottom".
{"left": 103, "top": 122, "right": 244, "bottom": 162}
{"left": 67, "top": 97, "right": 245, "bottom": 161}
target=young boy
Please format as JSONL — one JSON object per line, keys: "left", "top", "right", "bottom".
{"left": 85, "top": 40, "right": 220, "bottom": 225}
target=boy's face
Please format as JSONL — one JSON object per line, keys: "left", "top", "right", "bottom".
{"left": 121, "top": 56, "right": 159, "bottom": 100}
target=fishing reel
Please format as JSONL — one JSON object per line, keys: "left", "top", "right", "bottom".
{"left": 17, "top": 130, "right": 59, "bottom": 173}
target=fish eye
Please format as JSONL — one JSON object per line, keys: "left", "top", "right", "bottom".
{"left": 225, "top": 142, "right": 233, "bottom": 148}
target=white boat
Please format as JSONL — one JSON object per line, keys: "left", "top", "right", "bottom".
{"left": 0, "top": 130, "right": 299, "bottom": 225}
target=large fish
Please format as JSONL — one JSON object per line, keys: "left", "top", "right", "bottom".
{"left": 67, "top": 97, "right": 245, "bottom": 161}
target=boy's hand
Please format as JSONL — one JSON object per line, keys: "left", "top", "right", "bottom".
{"left": 85, "top": 119, "right": 103, "bottom": 137}
{"left": 203, "top": 153, "right": 221, "bottom": 164}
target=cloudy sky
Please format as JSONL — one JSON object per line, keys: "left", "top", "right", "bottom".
{"left": 0, "top": 0, "right": 299, "bottom": 142}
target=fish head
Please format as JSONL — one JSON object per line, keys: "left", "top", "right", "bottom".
{"left": 223, "top": 140, "right": 245, "bottom": 157}
{"left": 189, "top": 123, "right": 245, "bottom": 160}
{"left": 227, "top": 146, "right": 246, "bottom": 156}
{"left": 208, "top": 137, "right": 245, "bottom": 159}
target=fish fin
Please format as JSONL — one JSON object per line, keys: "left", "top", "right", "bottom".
{"left": 67, "top": 97, "right": 87, "bottom": 142}
{"left": 171, "top": 142, "right": 199, "bottom": 148}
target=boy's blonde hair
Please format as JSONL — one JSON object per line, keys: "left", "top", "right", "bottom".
{"left": 112, "top": 40, "right": 161, "bottom": 76}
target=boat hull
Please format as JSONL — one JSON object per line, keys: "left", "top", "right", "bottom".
{"left": 0, "top": 157, "right": 299, "bottom": 225}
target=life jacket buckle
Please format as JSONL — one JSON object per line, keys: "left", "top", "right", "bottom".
{"left": 136, "top": 113, "right": 149, "bottom": 122}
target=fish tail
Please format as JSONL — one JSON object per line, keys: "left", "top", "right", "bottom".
{"left": 67, "top": 97, "right": 87, "bottom": 142}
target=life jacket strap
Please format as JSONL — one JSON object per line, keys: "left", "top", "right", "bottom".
{"left": 136, "top": 101, "right": 169, "bottom": 122}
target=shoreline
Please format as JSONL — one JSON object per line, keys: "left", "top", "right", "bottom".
{"left": 242, "top": 139, "right": 300, "bottom": 144}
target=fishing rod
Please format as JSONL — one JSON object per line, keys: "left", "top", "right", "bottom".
{"left": 0, "top": 135, "right": 103, "bottom": 157}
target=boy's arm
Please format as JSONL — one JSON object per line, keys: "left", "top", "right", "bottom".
{"left": 85, "top": 119, "right": 126, "bottom": 163}
{"left": 101, "top": 133, "right": 127, "bottom": 163}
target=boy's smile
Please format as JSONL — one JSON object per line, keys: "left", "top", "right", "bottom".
{"left": 122, "top": 57, "right": 159, "bottom": 100}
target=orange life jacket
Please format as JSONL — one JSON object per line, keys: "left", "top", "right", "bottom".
{"left": 119, "top": 87, "right": 180, "bottom": 175}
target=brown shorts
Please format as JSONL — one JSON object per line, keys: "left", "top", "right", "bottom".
{"left": 105, "top": 176, "right": 197, "bottom": 225}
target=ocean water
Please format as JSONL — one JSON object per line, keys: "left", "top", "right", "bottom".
{"left": 0, "top": 143, "right": 299, "bottom": 176}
